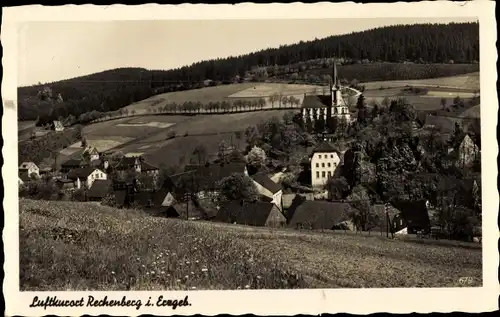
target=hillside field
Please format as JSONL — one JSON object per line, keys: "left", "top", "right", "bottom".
{"left": 362, "top": 72, "right": 479, "bottom": 91}
{"left": 28, "top": 72, "right": 480, "bottom": 167}
{"left": 80, "top": 111, "right": 292, "bottom": 167}
{"left": 122, "top": 83, "right": 322, "bottom": 115}
{"left": 20, "top": 199, "right": 482, "bottom": 291}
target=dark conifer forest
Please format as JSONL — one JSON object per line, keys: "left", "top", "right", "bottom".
{"left": 18, "top": 22, "right": 479, "bottom": 123}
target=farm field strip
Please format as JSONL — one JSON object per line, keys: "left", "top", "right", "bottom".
{"left": 116, "top": 122, "right": 175, "bottom": 129}
{"left": 18, "top": 121, "right": 37, "bottom": 132}
{"left": 361, "top": 72, "right": 480, "bottom": 91}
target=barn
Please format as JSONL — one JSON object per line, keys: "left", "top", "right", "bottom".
{"left": 215, "top": 200, "right": 286, "bottom": 228}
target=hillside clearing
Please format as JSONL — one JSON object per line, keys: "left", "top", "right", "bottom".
{"left": 19, "top": 199, "right": 482, "bottom": 291}
{"left": 106, "top": 111, "right": 292, "bottom": 167}
{"left": 122, "top": 83, "right": 320, "bottom": 113}
{"left": 362, "top": 72, "right": 479, "bottom": 91}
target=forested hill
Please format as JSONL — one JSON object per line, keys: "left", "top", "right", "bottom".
{"left": 19, "top": 22, "right": 479, "bottom": 123}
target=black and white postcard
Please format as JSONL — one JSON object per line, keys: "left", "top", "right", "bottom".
{"left": 2, "top": 2, "right": 498, "bottom": 315}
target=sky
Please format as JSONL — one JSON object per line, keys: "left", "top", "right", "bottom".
{"left": 18, "top": 17, "right": 477, "bottom": 87}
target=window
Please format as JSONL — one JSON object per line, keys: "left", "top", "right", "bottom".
{"left": 319, "top": 155, "right": 322, "bottom": 159}
{"left": 330, "top": 155, "right": 333, "bottom": 158}
{"left": 321, "top": 163, "right": 325, "bottom": 167}
{"left": 328, "top": 172, "right": 332, "bottom": 177}
{"left": 322, "top": 171, "right": 326, "bottom": 178}
{"left": 316, "top": 163, "right": 319, "bottom": 168}
{"left": 316, "top": 171, "right": 320, "bottom": 178}
{"left": 327, "top": 163, "right": 331, "bottom": 167}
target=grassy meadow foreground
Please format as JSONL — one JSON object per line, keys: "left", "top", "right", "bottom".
{"left": 20, "top": 199, "right": 482, "bottom": 290}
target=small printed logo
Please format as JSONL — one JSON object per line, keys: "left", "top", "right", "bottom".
{"left": 458, "top": 277, "right": 474, "bottom": 285}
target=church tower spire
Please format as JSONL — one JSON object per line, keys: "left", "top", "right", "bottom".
{"left": 332, "top": 60, "right": 338, "bottom": 87}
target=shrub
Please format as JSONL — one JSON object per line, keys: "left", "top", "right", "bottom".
{"left": 101, "top": 194, "right": 117, "bottom": 207}
{"left": 71, "top": 188, "right": 87, "bottom": 202}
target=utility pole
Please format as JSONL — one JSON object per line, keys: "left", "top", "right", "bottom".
{"left": 385, "top": 203, "right": 389, "bottom": 238}
{"left": 185, "top": 192, "right": 190, "bottom": 220}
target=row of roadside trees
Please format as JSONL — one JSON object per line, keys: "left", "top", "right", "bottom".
{"left": 90, "top": 95, "right": 304, "bottom": 123}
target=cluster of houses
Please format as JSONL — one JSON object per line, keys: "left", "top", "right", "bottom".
{"left": 19, "top": 145, "right": 161, "bottom": 198}
{"left": 18, "top": 123, "right": 481, "bottom": 238}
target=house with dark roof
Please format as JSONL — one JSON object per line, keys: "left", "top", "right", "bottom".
{"left": 215, "top": 200, "right": 286, "bottom": 228}
{"left": 250, "top": 173, "right": 283, "bottom": 209}
{"left": 83, "top": 146, "right": 100, "bottom": 162}
{"left": 60, "top": 158, "right": 88, "bottom": 173}
{"left": 310, "top": 141, "right": 341, "bottom": 188}
{"left": 67, "top": 167, "right": 107, "bottom": 189}
{"left": 390, "top": 200, "right": 431, "bottom": 234}
{"left": 19, "top": 162, "right": 39, "bottom": 177}
{"left": 115, "top": 156, "right": 160, "bottom": 179}
{"left": 87, "top": 179, "right": 112, "bottom": 201}
{"left": 287, "top": 200, "right": 353, "bottom": 230}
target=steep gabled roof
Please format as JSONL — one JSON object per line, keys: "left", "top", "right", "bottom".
{"left": 87, "top": 179, "right": 112, "bottom": 199}
{"left": 216, "top": 200, "right": 282, "bottom": 226}
{"left": 67, "top": 167, "right": 101, "bottom": 180}
{"left": 19, "top": 162, "right": 37, "bottom": 169}
{"left": 61, "top": 158, "right": 84, "bottom": 167}
{"left": 251, "top": 173, "right": 282, "bottom": 194}
{"left": 390, "top": 199, "right": 430, "bottom": 229}
{"left": 302, "top": 95, "right": 330, "bottom": 109}
{"left": 287, "top": 201, "right": 351, "bottom": 230}
{"left": 311, "top": 141, "right": 338, "bottom": 155}
{"left": 116, "top": 156, "right": 140, "bottom": 169}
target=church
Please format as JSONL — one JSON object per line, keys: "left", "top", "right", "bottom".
{"left": 301, "top": 62, "right": 352, "bottom": 129}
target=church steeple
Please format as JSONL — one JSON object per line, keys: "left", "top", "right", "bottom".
{"left": 332, "top": 60, "right": 338, "bottom": 87}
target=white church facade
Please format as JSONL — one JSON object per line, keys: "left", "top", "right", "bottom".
{"left": 301, "top": 61, "right": 351, "bottom": 125}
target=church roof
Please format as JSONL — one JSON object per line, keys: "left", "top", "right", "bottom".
{"left": 302, "top": 95, "right": 330, "bottom": 109}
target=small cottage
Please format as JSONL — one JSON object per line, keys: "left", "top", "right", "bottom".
{"left": 19, "top": 162, "right": 39, "bottom": 178}
{"left": 84, "top": 146, "right": 101, "bottom": 162}
{"left": 215, "top": 200, "right": 286, "bottom": 228}
{"left": 287, "top": 200, "right": 352, "bottom": 230}
{"left": 87, "top": 179, "right": 112, "bottom": 201}
{"left": 60, "top": 159, "right": 87, "bottom": 173}
{"left": 67, "top": 167, "right": 107, "bottom": 189}
{"left": 390, "top": 200, "right": 431, "bottom": 234}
